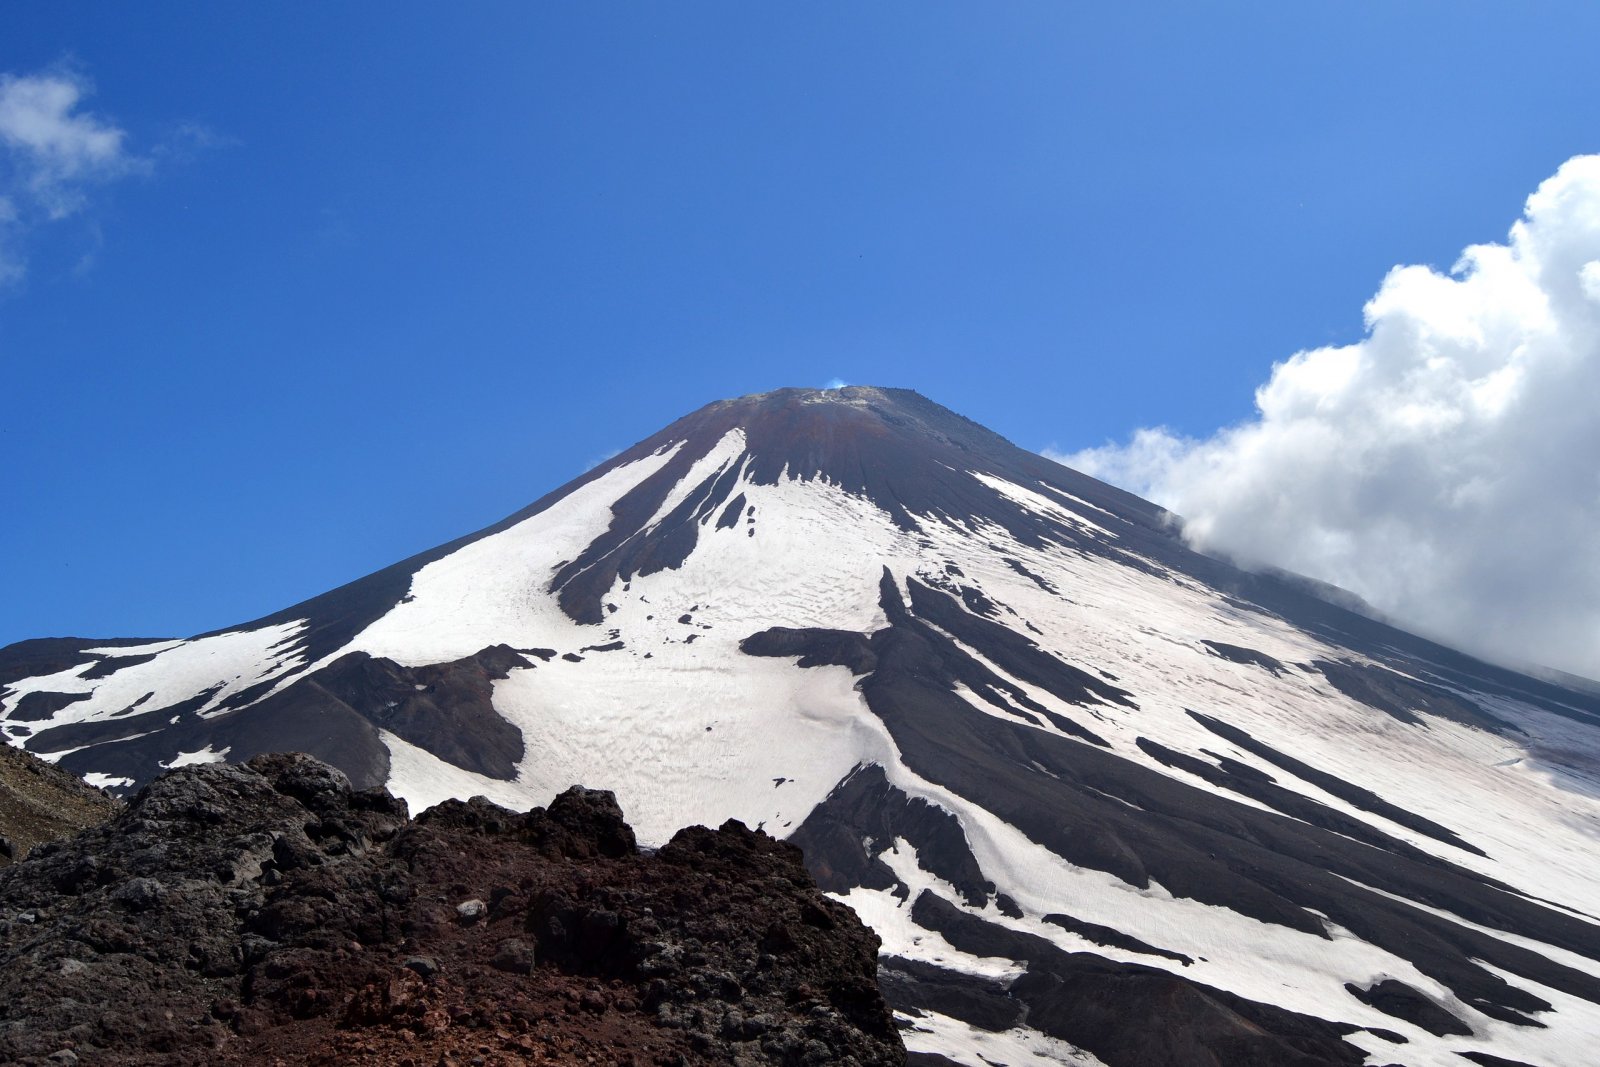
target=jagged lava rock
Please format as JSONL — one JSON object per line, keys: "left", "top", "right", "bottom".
{"left": 0, "top": 753, "right": 903, "bottom": 1066}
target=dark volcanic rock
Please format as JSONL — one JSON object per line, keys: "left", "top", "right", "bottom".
{"left": 27, "top": 643, "right": 532, "bottom": 798}
{"left": 1187, "top": 710, "right": 1487, "bottom": 855}
{"left": 1346, "top": 978, "right": 1475, "bottom": 1037}
{"left": 9, "top": 690, "right": 92, "bottom": 722}
{"left": 0, "top": 754, "right": 904, "bottom": 1066}
{"left": 307, "top": 644, "right": 528, "bottom": 779}
{"left": 911, "top": 891, "right": 1366, "bottom": 1067}
{"left": 1313, "top": 659, "right": 1516, "bottom": 734}
{"left": 790, "top": 763, "right": 992, "bottom": 907}
{"left": 1040, "top": 910, "right": 1193, "bottom": 966}
{"left": 1201, "top": 639, "right": 1287, "bottom": 676}
{"left": 0, "top": 637, "right": 172, "bottom": 690}
{"left": 1457, "top": 1053, "right": 1540, "bottom": 1067}
{"left": 878, "top": 956, "right": 1022, "bottom": 1033}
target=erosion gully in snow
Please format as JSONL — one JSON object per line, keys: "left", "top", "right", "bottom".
{"left": 5, "top": 385, "right": 1600, "bottom": 1067}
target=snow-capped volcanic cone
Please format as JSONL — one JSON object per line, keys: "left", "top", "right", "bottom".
{"left": 6, "top": 385, "right": 1600, "bottom": 1066}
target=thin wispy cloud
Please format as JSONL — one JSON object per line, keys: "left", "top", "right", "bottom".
{"left": 1057, "top": 154, "right": 1600, "bottom": 679}
{"left": 0, "top": 68, "right": 145, "bottom": 284}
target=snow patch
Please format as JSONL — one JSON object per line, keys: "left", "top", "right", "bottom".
{"left": 162, "top": 744, "right": 230, "bottom": 769}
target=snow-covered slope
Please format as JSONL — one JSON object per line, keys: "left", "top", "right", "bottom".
{"left": 5, "top": 386, "right": 1600, "bottom": 1067}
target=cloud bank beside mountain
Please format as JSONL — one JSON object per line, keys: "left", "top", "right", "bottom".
{"left": 1060, "top": 154, "right": 1600, "bottom": 680}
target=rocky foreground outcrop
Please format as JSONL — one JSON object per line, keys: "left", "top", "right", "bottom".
{"left": 0, "top": 753, "right": 904, "bottom": 1066}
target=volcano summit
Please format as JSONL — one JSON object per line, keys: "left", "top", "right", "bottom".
{"left": 5, "top": 386, "right": 1600, "bottom": 1066}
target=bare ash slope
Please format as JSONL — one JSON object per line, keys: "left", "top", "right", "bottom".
{"left": 0, "top": 735, "right": 119, "bottom": 866}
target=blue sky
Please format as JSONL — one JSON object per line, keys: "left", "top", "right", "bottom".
{"left": 5, "top": 4, "right": 1600, "bottom": 652}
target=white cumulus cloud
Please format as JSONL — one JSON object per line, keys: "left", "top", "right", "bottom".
{"left": 1058, "top": 154, "right": 1600, "bottom": 680}
{"left": 0, "top": 68, "right": 143, "bottom": 283}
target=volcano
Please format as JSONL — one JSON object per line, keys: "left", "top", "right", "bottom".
{"left": 4, "top": 385, "right": 1600, "bottom": 1066}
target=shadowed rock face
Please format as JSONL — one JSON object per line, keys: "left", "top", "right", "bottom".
{"left": 0, "top": 754, "right": 904, "bottom": 1066}
{"left": 789, "top": 764, "right": 992, "bottom": 908}
{"left": 1345, "top": 978, "right": 1474, "bottom": 1037}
